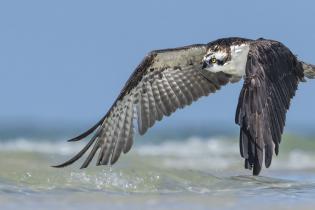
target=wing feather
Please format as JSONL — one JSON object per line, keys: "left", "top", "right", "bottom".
{"left": 171, "top": 71, "right": 194, "bottom": 105}
{"left": 164, "top": 72, "right": 185, "bottom": 108}
{"left": 123, "top": 108, "right": 134, "bottom": 154}
{"left": 181, "top": 69, "right": 199, "bottom": 101}
{"left": 137, "top": 88, "right": 150, "bottom": 135}
{"left": 161, "top": 75, "right": 181, "bottom": 109}
{"left": 156, "top": 79, "right": 173, "bottom": 115}
{"left": 80, "top": 138, "right": 100, "bottom": 169}
{"left": 111, "top": 103, "right": 129, "bottom": 164}
{"left": 150, "top": 82, "right": 164, "bottom": 121}
{"left": 146, "top": 83, "right": 157, "bottom": 127}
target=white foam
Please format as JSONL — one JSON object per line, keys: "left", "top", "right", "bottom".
{"left": 137, "top": 136, "right": 238, "bottom": 157}
{"left": 1, "top": 137, "right": 315, "bottom": 171}
{"left": 136, "top": 136, "right": 240, "bottom": 170}
{"left": 0, "top": 138, "right": 84, "bottom": 155}
{"left": 273, "top": 150, "right": 315, "bottom": 170}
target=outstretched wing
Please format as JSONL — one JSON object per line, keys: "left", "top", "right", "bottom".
{"left": 54, "top": 44, "right": 237, "bottom": 168}
{"left": 235, "top": 40, "right": 304, "bottom": 175}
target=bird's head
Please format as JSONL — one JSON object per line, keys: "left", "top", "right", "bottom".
{"left": 202, "top": 38, "right": 250, "bottom": 77}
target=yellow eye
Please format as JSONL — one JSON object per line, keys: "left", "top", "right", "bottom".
{"left": 211, "top": 57, "right": 217, "bottom": 64}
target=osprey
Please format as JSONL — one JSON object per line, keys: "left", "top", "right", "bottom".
{"left": 54, "top": 37, "right": 315, "bottom": 175}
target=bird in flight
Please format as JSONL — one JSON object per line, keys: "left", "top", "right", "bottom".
{"left": 54, "top": 37, "right": 315, "bottom": 175}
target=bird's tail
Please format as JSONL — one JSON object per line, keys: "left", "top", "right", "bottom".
{"left": 301, "top": 61, "right": 315, "bottom": 79}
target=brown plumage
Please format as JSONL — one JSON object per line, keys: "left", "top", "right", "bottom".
{"left": 235, "top": 40, "right": 304, "bottom": 175}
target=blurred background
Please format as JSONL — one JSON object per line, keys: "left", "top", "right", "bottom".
{"left": 0, "top": 0, "right": 314, "bottom": 139}
{"left": 0, "top": 1, "right": 315, "bottom": 210}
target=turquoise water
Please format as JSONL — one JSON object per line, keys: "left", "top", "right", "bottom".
{"left": 0, "top": 134, "right": 315, "bottom": 210}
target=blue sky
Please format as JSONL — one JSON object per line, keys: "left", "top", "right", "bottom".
{"left": 0, "top": 0, "right": 314, "bottom": 132}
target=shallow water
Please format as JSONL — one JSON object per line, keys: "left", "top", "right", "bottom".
{"left": 0, "top": 136, "right": 315, "bottom": 210}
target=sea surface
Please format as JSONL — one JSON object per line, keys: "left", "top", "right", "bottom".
{"left": 0, "top": 129, "right": 315, "bottom": 210}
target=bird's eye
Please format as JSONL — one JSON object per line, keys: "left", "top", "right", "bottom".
{"left": 211, "top": 57, "right": 217, "bottom": 64}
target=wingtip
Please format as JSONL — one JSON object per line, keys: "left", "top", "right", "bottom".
{"left": 52, "top": 132, "right": 100, "bottom": 170}
{"left": 51, "top": 163, "right": 67, "bottom": 168}
{"left": 66, "top": 131, "right": 94, "bottom": 142}
{"left": 66, "top": 116, "right": 105, "bottom": 142}
{"left": 252, "top": 163, "right": 262, "bottom": 176}
{"left": 67, "top": 137, "right": 81, "bottom": 142}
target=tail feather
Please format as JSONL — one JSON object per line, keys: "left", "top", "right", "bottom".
{"left": 301, "top": 61, "right": 315, "bottom": 79}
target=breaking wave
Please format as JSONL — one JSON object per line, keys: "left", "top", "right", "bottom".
{"left": 0, "top": 136, "right": 315, "bottom": 171}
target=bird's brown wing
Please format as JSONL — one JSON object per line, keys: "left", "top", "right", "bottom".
{"left": 235, "top": 40, "right": 304, "bottom": 175}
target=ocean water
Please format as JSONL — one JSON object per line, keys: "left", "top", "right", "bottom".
{"left": 0, "top": 133, "right": 315, "bottom": 210}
